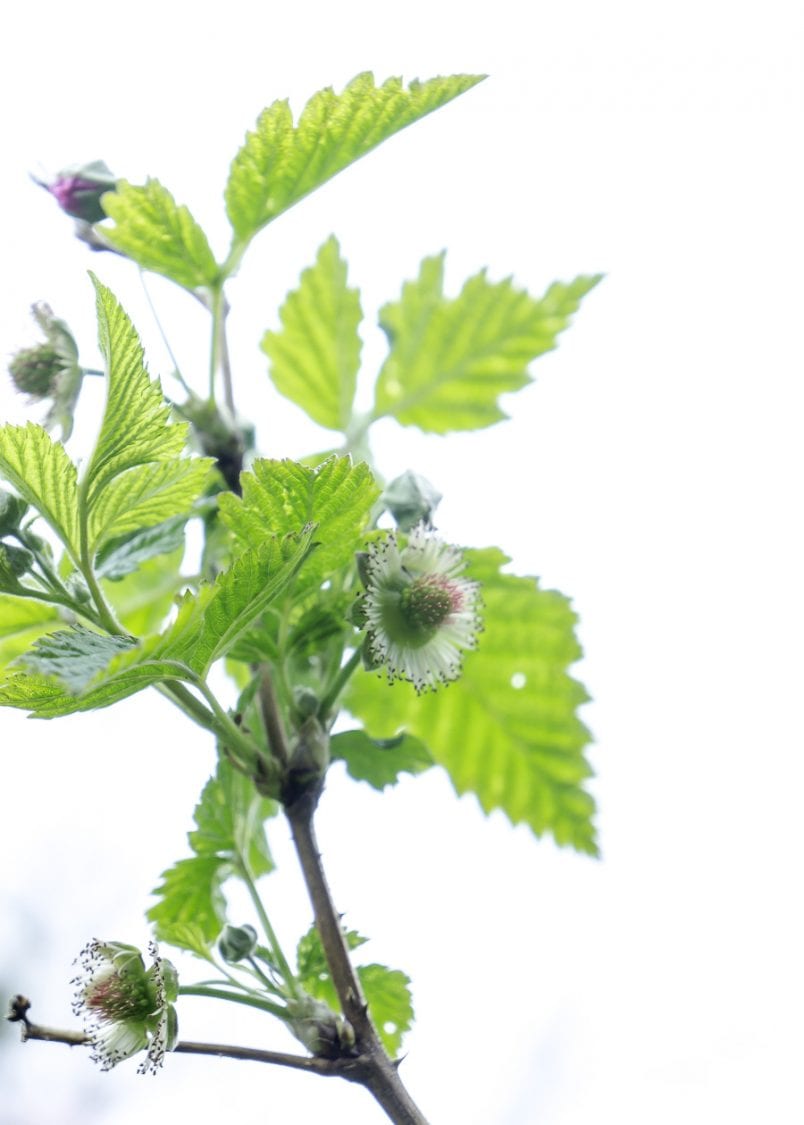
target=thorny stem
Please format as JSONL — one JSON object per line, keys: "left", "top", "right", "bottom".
{"left": 285, "top": 799, "right": 430, "bottom": 1125}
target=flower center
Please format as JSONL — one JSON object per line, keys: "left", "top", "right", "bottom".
{"left": 400, "top": 575, "right": 459, "bottom": 630}
{"left": 87, "top": 973, "right": 153, "bottom": 1022}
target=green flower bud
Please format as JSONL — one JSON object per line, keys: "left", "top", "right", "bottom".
{"left": 8, "top": 343, "right": 61, "bottom": 399}
{"left": 0, "top": 490, "right": 28, "bottom": 536}
{"left": 292, "top": 686, "right": 320, "bottom": 720}
{"left": 218, "top": 924, "right": 258, "bottom": 963}
{"left": 0, "top": 543, "right": 34, "bottom": 579}
{"left": 381, "top": 470, "right": 442, "bottom": 532}
{"left": 286, "top": 994, "right": 356, "bottom": 1058}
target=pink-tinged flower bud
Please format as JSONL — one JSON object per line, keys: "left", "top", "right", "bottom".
{"left": 35, "top": 160, "right": 116, "bottom": 223}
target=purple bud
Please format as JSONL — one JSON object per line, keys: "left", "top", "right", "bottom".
{"left": 37, "top": 160, "right": 116, "bottom": 224}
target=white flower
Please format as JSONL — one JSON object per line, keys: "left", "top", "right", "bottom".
{"left": 72, "top": 939, "right": 178, "bottom": 1073}
{"left": 360, "top": 526, "right": 481, "bottom": 693}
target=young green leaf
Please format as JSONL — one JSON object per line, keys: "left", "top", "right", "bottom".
{"left": 261, "top": 236, "right": 362, "bottom": 431}
{"left": 101, "top": 547, "right": 186, "bottom": 635}
{"left": 0, "top": 595, "right": 60, "bottom": 670}
{"left": 189, "top": 754, "right": 277, "bottom": 879}
{"left": 87, "top": 458, "right": 212, "bottom": 553}
{"left": 219, "top": 457, "right": 378, "bottom": 592}
{"left": 167, "top": 526, "right": 316, "bottom": 676}
{"left": 95, "top": 518, "right": 188, "bottom": 581}
{"left": 356, "top": 964, "right": 414, "bottom": 1059}
{"left": 100, "top": 179, "right": 220, "bottom": 291}
{"left": 0, "top": 423, "right": 79, "bottom": 558}
{"left": 224, "top": 73, "right": 485, "bottom": 250}
{"left": 148, "top": 856, "right": 229, "bottom": 944}
{"left": 84, "top": 276, "right": 189, "bottom": 510}
{"left": 374, "top": 256, "right": 602, "bottom": 432}
{"left": 152, "top": 922, "right": 215, "bottom": 963}
{"left": 330, "top": 730, "right": 434, "bottom": 790}
{"left": 149, "top": 755, "right": 277, "bottom": 944}
{"left": 0, "top": 529, "right": 315, "bottom": 717}
{"left": 18, "top": 625, "right": 137, "bottom": 692}
{"left": 346, "top": 548, "right": 597, "bottom": 854}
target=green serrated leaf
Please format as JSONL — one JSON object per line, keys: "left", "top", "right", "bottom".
{"left": 0, "top": 595, "right": 60, "bottom": 670}
{"left": 100, "top": 179, "right": 220, "bottom": 291}
{"left": 219, "top": 457, "right": 378, "bottom": 591}
{"left": 261, "top": 236, "right": 362, "bottom": 431}
{"left": 330, "top": 730, "right": 434, "bottom": 790}
{"left": 149, "top": 856, "right": 229, "bottom": 944}
{"left": 96, "top": 518, "right": 187, "bottom": 581}
{"left": 190, "top": 754, "right": 277, "bottom": 879}
{"left": 154, "top": 922, "right": 215, "bottom": 962}
{"left": 346, "top": 548, "right": 597, "bottom": 854}
{"left": 296, "top": 925, "right": 368, "bottom": 992}
{"left": 88, "top": 458, "right": 212, "bottom": 553}
{"left": 84, "top": 276, "right": 188, "bottom": 507}
{"left": 102, "top": 547, "right": 185, "bottom": 635}
{"left": 0, "top": 653, "right": 194, "bottom": 718}
{"left": 225, "top": 73, "right": 485, "bottom": 248}
{"left": 0, "top": 423, "right": 79, "bottom": 557}
{"left": 149, "top": 756, "right": 277, "bottom": 944}
{"left": 0, "top": 529, "right": 316, "bottom": 718}
{"left": 374, "top": 258, "right": 602, "bottom": 432}
{"left": 357, "top": 964, "right": 414, "bottom": 1058}
{"left": 164, "top": 527, "right": 316, "bottom": 676}
{"left": 18, "top": 625, "right": 137, "bottom": 692}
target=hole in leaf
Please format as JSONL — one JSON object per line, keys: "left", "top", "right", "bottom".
{"left": 510, "top": 672, "right": 527, "bottom": 689}
{"left": 318, "top": 972, "right": 328, "bottom": 982}
{"left": 383, "top": 1021, "right": 397, "bottom": 1035}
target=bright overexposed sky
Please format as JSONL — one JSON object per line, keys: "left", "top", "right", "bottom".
{"left": 1, "top": 2, "right": 803, "bottom": 1123}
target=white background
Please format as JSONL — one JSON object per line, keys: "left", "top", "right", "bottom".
{"left": 1, "top": 2, "right": 802, "bottom": 1123}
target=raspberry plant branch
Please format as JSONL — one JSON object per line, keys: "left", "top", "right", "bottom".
{"left": 2, "top": 71, "right": 600, "bottom": 1121}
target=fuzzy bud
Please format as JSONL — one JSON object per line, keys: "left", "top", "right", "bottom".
{"left": 382, "top": 470, "right": 442, "bottom": 532}
{"left": 40, "top": 160, "right": 117, "bottom": 223}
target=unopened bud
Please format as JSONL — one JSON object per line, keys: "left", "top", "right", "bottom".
{"left": 0, "top": 543, "right": 34, "bottom": 579}
{"left": 382, "top": 470, "right": 442, "bottom": 532}
{"left": 38, "top": 160, "right": 117, "bottom": 223}
{"left": 8, "top": 343, "right": 61, "bottom": 399}
{"left": 218, "top": 924, "right": 258, "bottom": 963}
{"left": 0, "top": 490, "right": 28, "bottom": 536}
{"left": 286, "top": 994, "right": 356, "bottom": 1058}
